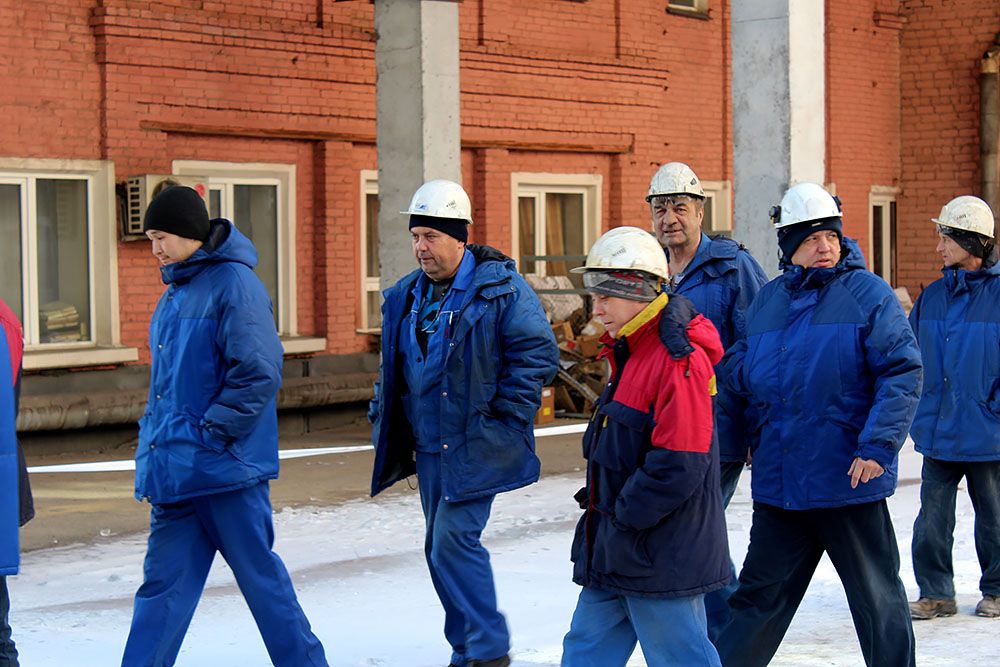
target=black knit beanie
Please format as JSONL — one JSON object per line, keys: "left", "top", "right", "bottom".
{"left": 778, "top": 216, "right": 843, "bottom": 260}
{"left": 409, "top": 214, "right": 469, "bottom": 243}
{"left": 143, "top": 186, "right": 210, "bottom": 241}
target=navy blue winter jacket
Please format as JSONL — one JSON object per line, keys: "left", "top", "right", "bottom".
{"left": 135, "top": 220, "right": 285, "bottom": 505}
{"left": 909, "top": 260, "right": 1000, "bottom": 461}
{"left": 571, "top": 295, "right": 730, "bottom": 599}
{"left": 370, "top": 245, "right": 559, "bottom": 501}
{"left": 721, "top": 238, "right": 922, "bottom": 510}
{"left": 670, "top": 233, "right": 768, "bottom": 462}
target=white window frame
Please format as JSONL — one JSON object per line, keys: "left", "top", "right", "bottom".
{"left": 700, "top": 179, "right": 732, "bottom": 234}
{"left": 667, "top": 0, "right": 710, "bottom": 18}
{"left": 0, "top": 157, "right": 136, "bottom": 370}
{"left": 869, "top": 186, "right": 899, "bottom": 285}
{"left": 359, "top": 170, "right": 381, "bottom": 333}
{"left": 173, "top": 160, "right": 324, "bottom": 354}
{"left": 510, "top": 173, "right": 602, "bottom": 277}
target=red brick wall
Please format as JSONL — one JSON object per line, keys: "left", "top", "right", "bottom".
{"left": 826, "top": 0, "right": 902, "bottom": 267}
{"left": 0, "top": 1, "right": 101, "bottom": 158}
{"left": 897, "top": 0, "right": 1000, "bottom": 295}
{"left": 4, "top": 0, "right": 731, "bottom": 367}
{"left": 459, "top": 0, "right": 732, "bottom": 233}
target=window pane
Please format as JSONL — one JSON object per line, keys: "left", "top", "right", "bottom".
{"left": 544, "top": 193, "right": 585, "bottom": 284}
{"left": 366, "top": 193, "right": 380, "bottom": 279}
{"left": 209, "top": 189, "right": 222, "bottom": 219}
{"left": 0, "top": 185, "right": 23, "bottom": 321}
{"left": 701, "top": 195, "right": 715, "bottom": 234}
{"left": 233, "top": 184, "right": 279, "bottom": 325}
{"left": 889, "top": 201, "right": 897, "bottom": 287}
{"left": 872, "top": 204, "right": 885, "bottom": 280}
{"left": 36, "top": 179, "right": 90, "bottom": 343}
{"left": 366, "top": 290, "right": 382, "bottom": 329}
{"left": 518, "top": 196, "right": 537, "bottom": 274}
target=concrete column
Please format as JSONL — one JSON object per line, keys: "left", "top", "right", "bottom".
{"left": 732, "top": 0, "right": 825, "bottom": 276}
{"left": 374, "top": 0, "right": 462, "bottom": 289}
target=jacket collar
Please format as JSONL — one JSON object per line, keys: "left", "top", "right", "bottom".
{"left": 160, "top": 219, "right": 256, "bottom": 286}
{"left": 942, "top": 257, "right": 1000, "bottom": 293}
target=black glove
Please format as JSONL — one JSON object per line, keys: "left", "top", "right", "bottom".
{"left": 574, "top": 486, "right": 589, "bottom": 510}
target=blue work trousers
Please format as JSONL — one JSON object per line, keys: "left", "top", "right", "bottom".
{"left": 715, "top": 500, "right": 914, "bottom": 667}
{"left": 561, "top": 587, "right": 721, "bottom": 667}
{"left": 705, "top": 461, "right": 744, "bottom": 641}
{"left": 121, "top": 482, "right": 328, "bottom": 667}
{"left": 416, "top": 452, "right": 509, "bottom": 667}
{"left": 912, "top": 457, "right": 1000, "bottom": 599}
{"left": 0, "top": 577, "right": 17, "bottom": 667}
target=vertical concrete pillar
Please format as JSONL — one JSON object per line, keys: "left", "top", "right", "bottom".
{"left": 375, "top": 0, "right": 462, "bottom": 289}
{"left": 732, "top": 0, "right": 826, "bottom": 276}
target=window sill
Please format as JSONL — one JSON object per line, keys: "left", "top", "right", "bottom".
{"left": 23, "top": 345, "right": 139, "bottom": 371}
{"left": 355, "top": 327, "right": 381, "bottom": 336}
{"left": 280, "top": 336, "right": 328, "bottom": 355}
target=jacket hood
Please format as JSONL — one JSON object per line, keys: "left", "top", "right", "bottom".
{"left": 468, "top": 243, "right": 513, "bottom": 266}
{"left": 160, "top": 219, "right": 258, "bottom": 285}
{"left": 686, "top": 313, "right": 724, "bottom": 366}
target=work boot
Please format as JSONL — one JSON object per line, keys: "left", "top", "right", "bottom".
{"left": 469, "top": 656, "right": 511, "bottom": 667}
{"left": 975, "top": 594, "right": 1000, "bottom": 618}
{"left": 909, "top": 597, "right": 957, "bottom": 620}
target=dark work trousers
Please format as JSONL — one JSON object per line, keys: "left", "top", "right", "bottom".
{"left": 705, "top": 460, "right": 746, "bottom": 641}
{"left": 714, "top": 500, "right": 915, "bottom": 667}
{"left": 0, "top": 578, "right": 17, "bottom": 667}
{"left": 911, "top": 457, "right": 1000, "bottom": 599}
{"left": 416, "top": 452, "right": 509, "bottom": 667}
{"left": 121, "top": 482, "right": 328, "bottom": 667}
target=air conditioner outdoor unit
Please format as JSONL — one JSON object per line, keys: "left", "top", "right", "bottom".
{"left": 123, "top": 174, "right": 209, "bottom": 239}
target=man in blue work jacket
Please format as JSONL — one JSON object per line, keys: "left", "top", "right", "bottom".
{"left": 370, "top": 179, "right": 559, "bottom": 667}
{"left": 122, "top": 186, "right": 327, "bottom": 667}
{"left": 908, "top": 195, "right": 1000, "bottom": 620}
{"left": 647, "top": 161, "right": 768, "bottom": 634}
{"left": 714, "top": 183, "right": 921, "bottom": 667}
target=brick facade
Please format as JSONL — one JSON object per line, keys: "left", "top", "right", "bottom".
{"left": 898, "top": 0, "right": 1000, "bottom": 294}
{"left": 1, "top": 0, "right": 997, "bottom": 373}
{"left": 826, "top": 1, "right": 903, "bottom": 255}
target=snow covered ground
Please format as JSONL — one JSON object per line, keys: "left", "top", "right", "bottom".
{"left": 10, "top": 441, "right": 997, "bottom": 666}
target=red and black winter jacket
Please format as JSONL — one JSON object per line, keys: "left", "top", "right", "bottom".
{"left": 0, "top": 299, "right": 32, "bottom": 527}
{"left": 570, "top": 293, "right": 730, "bottom": 598}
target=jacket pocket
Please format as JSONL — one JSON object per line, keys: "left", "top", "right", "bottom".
{"left": 589, "top": 401, "right": 650, "bottom": 473}
{"left": 174, "top": 412, "right": 227, "bottom": 453}
{"left": 465, "top": 411, "right": 531, "bottom": 465}
{"left": 590, "top": 517, "right": 653, "bottom": 577}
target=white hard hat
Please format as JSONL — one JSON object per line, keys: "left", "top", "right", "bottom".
{"left": 571, "top": 226, "right": 669, "bottom": 281}
{"left": 401, "top": 179, "right": 473, "bottom": 224}
{"left": 646, "top": 162, "right": 705, "bottom": 201}
{"left": 932, "top": 195, "right": 996, "bottom": 237}
{"left": 770, "top": 182, "right": 842, "bottom": 229}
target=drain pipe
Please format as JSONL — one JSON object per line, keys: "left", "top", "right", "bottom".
{"left": 982, "top": 33, "right": 1000, "bottom": 225}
